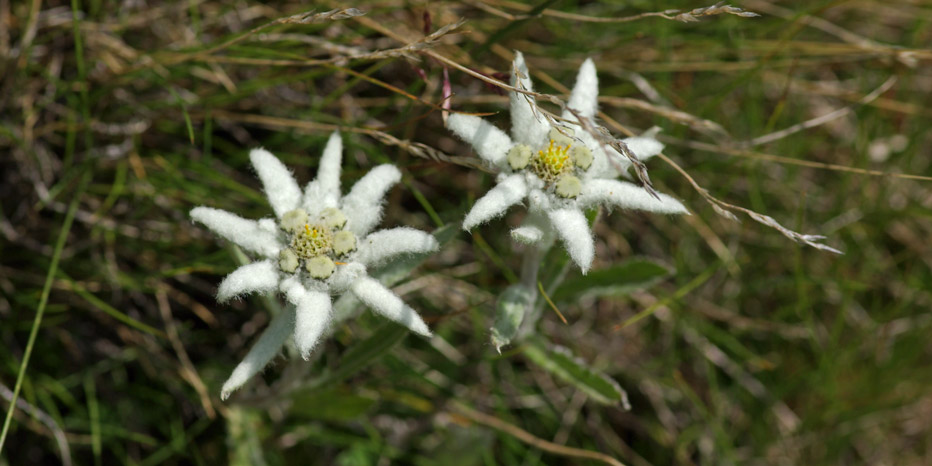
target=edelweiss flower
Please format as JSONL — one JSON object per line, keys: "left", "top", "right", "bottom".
{"left": 191, "top": 132, "right": 438, "bottom": 399}
{"left": 446, "top": 52, "right": 688, "bottom": 273}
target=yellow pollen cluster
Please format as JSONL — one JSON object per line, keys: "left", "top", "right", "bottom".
{"left": 291, "top": 223, "right": 334, "bottom": 259}
{"left": 279, "top": 208, "right": 359, "bottom": 279}
{"left": 531, "top": 139, "right": 574, "bottom": 183}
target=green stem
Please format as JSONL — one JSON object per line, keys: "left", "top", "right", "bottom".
{"left": 516, "top": 241, "right": 550, "bottom": 340}
{"left": 0, "top": 171, "right": 90, "bottom": 453}
{"left": 515, "top": 210, "right": 578, "bottom": 340}
{"left": 519, "top": 243, "right": 544, "bottom": 297}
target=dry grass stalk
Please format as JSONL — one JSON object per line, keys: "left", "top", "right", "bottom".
{"left": 472, "top": 0, "right": 757, "bottom": 23}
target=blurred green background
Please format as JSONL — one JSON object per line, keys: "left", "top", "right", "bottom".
{"left": 2, "top": 0, "right": 931, "bottom": 464}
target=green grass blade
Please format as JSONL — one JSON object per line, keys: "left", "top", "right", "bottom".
{"left": 522, "top": 338, "right": 629, "bottom": 407}
{"left": 551, "top": 258, "right": 673, "bottom": 302}
{"left": 0, "top": 170, "right": 90, "bottom": 453}
{"left": 62, "top": 273, "right": 167, "bottom": 338}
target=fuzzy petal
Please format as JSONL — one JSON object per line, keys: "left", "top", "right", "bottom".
{"left": 547, "top": 207, "right": 595, "bottom": 274}
{"left": 573, "top": 125, "right": 606, "bottom": 158}
{"left": 594, "top": 147, "right": 628, "bottom": 179}
{"left": 563, "top": 58, "right": 599, "bottom": 120}
{"left": 304, "top": 132, "right": 343, "bottom": 210}
{"left": 317, "top": 132, "right": 343, "bottom": 198}
{"left": 217, "top": 260, "right": 281, "bottom": 302}
{"left": 622, "top": 134, "right": 664, "bottom": 162}
{"left": 577, "top": 179, "right": 688, "bottom": 214}
{"left": 509, "top": 52, "right": 549, "bottom": 146}
{"left": 446, "top": 113, "right": 513, "bottom": 167}
{"left": 511, "top": 224, "right": 543, "bottom": 244}
{"left": 354, "top": 227, "right": 439, "bottom": 267}
{"left": 327, "top": 262, "right": 366, "bottom": 294}
{"left": 582, "top": 133, "right": 663, "bottom": 179}
{"left": 572, "top": 127, "right": 618, "bottom": 179}
{"left": 341, "top": 164, "right": 401, "bottom": 237}
{"left": 294, "top": 290, "right": 332, "bottom": 360}
{"left": 220, "top": 305, "right": 295, "bottom": 400}
{"left": 463, "top": 174, "right": 528, "bottom": 230}
{"left": 351, "top": 276, "right": 431, "bottom": 336}
{"left": 191, "top": 207, "right": 282, "bottom": 258}
{"left": 510, "top": 211, "right": 551, "bottom": 244}
{"left": 279, "top": 276, "right": 306, "bottom": 304}
{"left": 526, "top": 188, "right": 552, "bottom": 213}
{"left": 512, "top": 51, "right": 534, "bottom": 92}
{"left": 250, "top": 148, "right": 302, "bottom": 218}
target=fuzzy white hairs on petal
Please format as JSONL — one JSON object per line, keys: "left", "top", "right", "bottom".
{"left": 564, "top": 58, "right": 599, "bottom": 120}
{"left": 586, "top": 133, "right": 664, "bottom": 179}
{"left": 257, "top": 218, "right": 278, "bottom": 233}
{"left": 304, "top": 132, "right": 343, "bottom": 211}
{"left": 462, "top": 174, "right": 529, "bottom": 230}
{"left": 341, "top": 164, "right": 401, "bottom": 237}
{"left": 511, "top": 225, "right": 543, "bottom": 244}
{"left": 220, "top": 306, "right": 295, "bottom": 400}
{"left": 327, "top": 262, "right": 366, "bottom": 293}
{"left": 278, "top": 277, "right": 333, "bottom": 358}
{"left": 510, "top": 211, "right": 551, "bottom": 245}
{"left": 509, "top": 52, "right": 549, "bottom": 146}
{"left": 294, "top": 291, "right": 332, "bottom": 360}
{"left": 279, "top": 276, "right": 306, "bottom": 306}
{"left": 577, "top": 179, "right": 688, "bottom": 215}
{"left": 351, "top": 276, "right": 431, "bottom": 336}
{"left": 622, "top": 133, "right": 664, "bottom": 163}
{"left": 354, "top": 227, "right": 439, "bottom": 267}
{"left": 190, "top": 207, "right": 282, "bottom": 258}
{"left": 547, "top": 208, "right": 595, "bottom": 274}
{"left": 217, "top": 260, "right": 281, "bottom": 302}
{"left": 525, "top": 188, "right": 553, "bottom": 212}
{"left": 445, "top": 114, "right": 513, "bottom": 167}
{"left": 250, "top": 148, "right": 302, "bottom": 218}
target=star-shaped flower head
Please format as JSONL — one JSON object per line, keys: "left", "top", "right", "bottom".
{"left": 190, "top": 133, "right": 439, "bottom": 399}
{"left": 446, "top": 52, "right": 688, "bottom": 273}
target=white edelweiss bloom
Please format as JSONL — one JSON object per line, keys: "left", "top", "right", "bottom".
{"left": 446, "top": 52, "right": 688, "bottom": 274}
{"left": 190, "top": 132, "right": 439, "bottom": 399}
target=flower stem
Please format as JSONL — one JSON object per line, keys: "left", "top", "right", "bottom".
{"left": 519, "top": 242, "right": 544, "bottom": 296}
{"left": 516, "top": 242, "right": 548, "bottom": 339}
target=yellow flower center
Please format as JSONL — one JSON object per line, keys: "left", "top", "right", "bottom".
{"left": 531, "top": 139, "right": 574, "bottom": 183}
{"left": 291, "top": 223, "right": 334, "bottom": 259}
{"left": 280, "top": 208, "right": 359, "bottom": 278}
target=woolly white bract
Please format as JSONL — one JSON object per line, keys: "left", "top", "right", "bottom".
{"left": 446, "top": 52, "right": 688, "bottom": 273}
{"left": 191, "top": 132, "right": 438, "bottom": 399}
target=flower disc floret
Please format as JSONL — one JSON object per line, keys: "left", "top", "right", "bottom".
{"left": 292, "top": 223, "right": 334, "bottom": 259}
{"left": 280, "top": 208, "right": 309, "bottom": 233}
{"left": 531, "top": 139, "right": 573, "bottom": 183}
{"left": 507, "top": 144, "right": 532, "bottom": 170}
{"left": 333, "top": 230, "right": 357, "bottom": 256}
{"left": 280, "top": 207, "right": 359, "bottom": 278}
{"left": 306, "top": 255, "right": 336, "bottom": 279}
{"left": 555, "top": 175, "right": 582, "bottom": 198}
{"left": 570, "top": 145, "right": 592, "bottom": 170}
{"left": 506, "top": 127, "right": 588, "bottom": 198}
{"left": 279, "top": 249, "right": 299, "bottom": 273}
{"left": 320, "top": 207, "right": 347, "bottom": 230}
